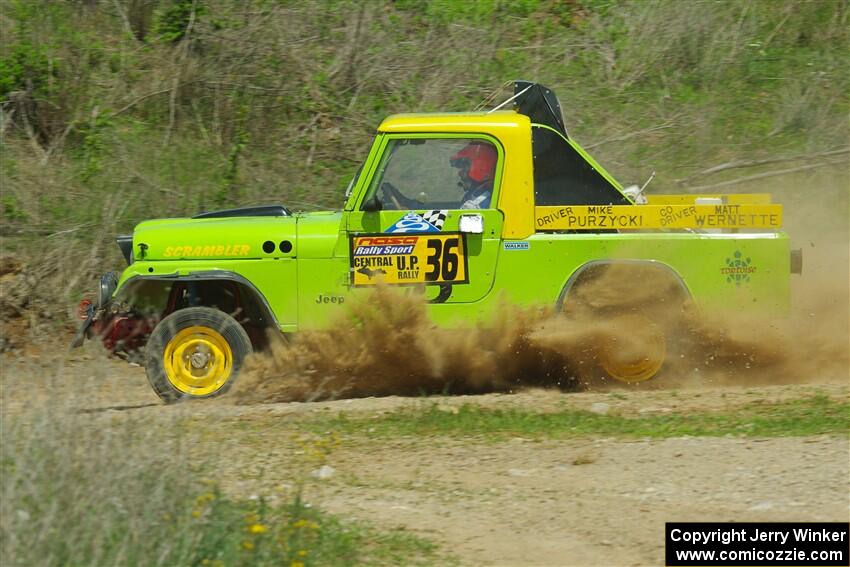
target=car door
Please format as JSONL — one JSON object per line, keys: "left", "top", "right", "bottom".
{"left": 346, "top": 134, "right": 504, "bottom": 303}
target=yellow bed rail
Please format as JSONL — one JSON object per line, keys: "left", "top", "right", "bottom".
{"left": 646, "top": 193, "right": 773, "bottom": 205}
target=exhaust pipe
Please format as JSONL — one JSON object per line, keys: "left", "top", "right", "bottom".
{"left": 790, "top": 248, "right": 803, "bottom": 275}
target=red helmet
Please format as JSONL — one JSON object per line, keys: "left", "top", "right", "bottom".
{"left": 450, "top": 142, "right": 497, "bottom": 184}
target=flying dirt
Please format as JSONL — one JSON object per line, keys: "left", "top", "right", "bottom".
{"left": 232, "top": 276, "right": 823, "bottom": 405}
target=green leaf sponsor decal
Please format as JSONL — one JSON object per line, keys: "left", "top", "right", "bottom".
{"left": 722, "top": 250, "right": 756, "bottom": 286}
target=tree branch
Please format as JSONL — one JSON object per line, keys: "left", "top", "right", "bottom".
{"left": 584, "top": 121, "right": 675, "bottom": 150}
{"left": 686, "top": 158, "right": 848, "bottom": 191}
{"left": 110, "top": 88, "right": 174, "bottom": 118}
{"left": 680, "top": 147, "right": 849, "bottom": 183}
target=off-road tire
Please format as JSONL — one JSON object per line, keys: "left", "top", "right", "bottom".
{"left": 145, "top": 307, "right": 253, "bottom": 403}
{"left": 561, "top": 263, "right": 690, "bottom": 384}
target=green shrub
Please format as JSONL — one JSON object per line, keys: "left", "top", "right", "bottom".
{"left": 154, "top": 0, "right": 208, "bottom": 43}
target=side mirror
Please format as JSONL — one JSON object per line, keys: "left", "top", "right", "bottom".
{"left": 362, "top": 195, "right": 383, "bottom": 212}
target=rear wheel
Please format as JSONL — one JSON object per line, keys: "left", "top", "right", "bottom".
{"left": 145, "top": 307, "right": 252, "bottom": 403}
{"left": 562, "top": 263, "right": 689, "bottom": 385}
{"left": 598, "top": 313, "right": 667, "bottom": 383}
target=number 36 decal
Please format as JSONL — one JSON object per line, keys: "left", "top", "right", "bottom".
{"left": 350, "top": 233, "right": 469, "bottom": 286}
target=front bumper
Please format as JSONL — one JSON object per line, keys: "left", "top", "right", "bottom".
{"left": 71, "top": 272, "right": 152, "bottom": 356}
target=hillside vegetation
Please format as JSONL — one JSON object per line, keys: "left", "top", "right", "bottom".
{"left": 1, "top": 0, "right": 848, "bottom": 329}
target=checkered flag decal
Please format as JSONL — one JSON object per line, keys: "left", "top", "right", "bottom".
{"left": 421, "top": 209, "right": 447, "bottom": 230}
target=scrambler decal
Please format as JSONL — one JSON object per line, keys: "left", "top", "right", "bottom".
{"left": 385, "top": 210, "right": 447, "bottom": 233}
{"left": 162, "top": 244, "right": 251, "bottom": 257}
{"left": 350, "top": 233, "right": 468, "bottom": 286}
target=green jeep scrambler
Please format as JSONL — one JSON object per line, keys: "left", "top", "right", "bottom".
{"left": 73, "top": 82, "right": 800, "bottom": 402}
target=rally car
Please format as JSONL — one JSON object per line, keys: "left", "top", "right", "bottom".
{"left": 74, "top": 82, "right": 799, "bottom": 402}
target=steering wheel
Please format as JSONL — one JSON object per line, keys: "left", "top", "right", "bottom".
{"left": 381, "top": 182, "right": 404, "bottom": 210}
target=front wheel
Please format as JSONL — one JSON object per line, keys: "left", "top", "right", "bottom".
{"left": 145, "top": 307, "right": 253, "bottom": 403}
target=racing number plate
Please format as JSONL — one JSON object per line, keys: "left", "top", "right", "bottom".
{"left": 350, "top": 233, "right": 469, "bottom": 286}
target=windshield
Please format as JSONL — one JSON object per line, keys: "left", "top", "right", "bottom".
{"left": 364, "top": 138, "right": 499, "bottom": 210}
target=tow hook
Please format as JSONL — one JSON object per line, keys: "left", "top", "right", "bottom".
{"left": 71, "top": 300, "right": 98, "bottom": 348}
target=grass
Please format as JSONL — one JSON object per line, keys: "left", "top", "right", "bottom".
{"left": 0, "top": 405, "right": 448, "bottom": 567}
{"left": 159, "top": 492, "right": 444, "bottom": 567}
{"left": 293, "top": 394, "right": 849, "bottom": 441}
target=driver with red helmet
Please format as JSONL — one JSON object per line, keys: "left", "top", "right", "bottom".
{"left": 451, "top": 141, "right": 497, "bottom": 209}
{"left": 380, "top": 141, "right": 497, "bottom": 210}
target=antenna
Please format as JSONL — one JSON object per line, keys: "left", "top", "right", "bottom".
{"left": 473, "top": 81, "right": 513, "bottom": 111}
{"left": 487, "top": 83, "right": 534, "bottom": 113}
{"left": 640, "top": 170, "right": 656, "bottom": 193}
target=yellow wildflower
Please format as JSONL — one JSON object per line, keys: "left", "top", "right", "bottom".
{"left": 248, "top": 523, "right": 268, "bottom": 534}
{"left": 192, "top": 510, "right": 201, "bottom": 519}
{"left": 290, "top": 562, "right": 305, "bottom": 567}
{"left": 242, "top": 540, "right": 255, "bottom": 551}
{"left": 292, "top": 519, "right": 308, "bottom": 529}
{"left": 195, "top": 492, "right": 216, "bottom": 504}
{"left": 297, "top": 549, "right": 308, "bottom": 557}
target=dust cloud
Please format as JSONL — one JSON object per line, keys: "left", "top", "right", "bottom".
{"left": 233, "top": 277, "right": 836, "bottom": 405}
{"left": 234, "top": 170, "right": 848, "bottom": 404}
{"left": 669, "top": 167, "right": 849, "bottom": 387}
{"left": 234, "top": 285, "right": 572, "bottom": 404}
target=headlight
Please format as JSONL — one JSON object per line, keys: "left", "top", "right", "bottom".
{"left": 98, "top": 272, "right": 118, "bottom": 308}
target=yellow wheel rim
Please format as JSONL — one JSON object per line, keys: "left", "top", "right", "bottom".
{"left": 600, "top": 315, "right": 667, "bottom": 383}
{"left": 163, "top": 326, "right": 233, "bottom": 396}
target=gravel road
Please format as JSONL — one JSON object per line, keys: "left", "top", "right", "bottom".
{"left": 2, "top": 350, "right": 847, "bottom": 566}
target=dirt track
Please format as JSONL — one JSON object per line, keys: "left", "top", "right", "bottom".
{"left": 2, "top": 350, "right": 848, "bottom": 567}
{"left": 314, "top": 435, "right": 848, "bottom": 566}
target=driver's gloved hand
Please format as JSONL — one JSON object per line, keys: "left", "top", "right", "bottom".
{"left": 381, "top": 182, "right": 422, "bottom": 209}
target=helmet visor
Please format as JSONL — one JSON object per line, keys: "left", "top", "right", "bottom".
{"left": 450, "top": 157, "right": 471, "bottom": 170}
